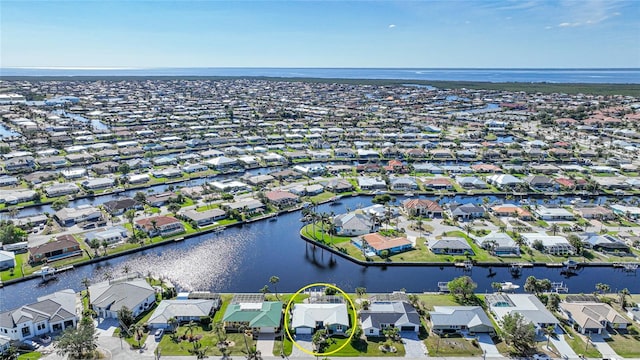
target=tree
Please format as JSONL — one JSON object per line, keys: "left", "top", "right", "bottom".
{"left": 129, "top": 323, "right": 144, "bottom": 348}
{"left": 595, "top": 283, "right": 610, "bottom": 294}
{"left": 355, "top": 287, "right": 367, "bottom": 299}
{"left": 567, "top": 234, "right": 584, "bottom": 255}
{"left": 501, "top": 312, "right": 536, "bottom": 354}
{"left": 549, "top": 223, "right": 559, "bottom": 236}
{"left": 447, "top": 276, "right": 477, "bottom": 303}
{"left": 543, "top": 325, "right": 555, "bottom": 349}
{"left": 55, "top": 317, "right": 98, "bottom": 359}
{"left": 168, "top": 202, "right": 182, "bottom": 215}
{"left": 184, "top": 320, "right": 197, "bottom": 339}
{"left": 168, "top": 317, "right": 179, "bottom": 334}
{"left": 547, "top": 293, "right": 560, "bottom": 312}
{"left": 491, "top": 282, "right": 503, "bottom": 293}
{"left": 134, "top": 191, "right": 147, "bottom": 203}
{"left": 383, "top": 326, "right": 400, "bottom": 341}
{"left": 312, "top": 329, "right": 328, "bottom": 353}
{"left": 117, "top": 306, "right": 135, "bottom": 329}
{"left": 81, "top": 277, "right": 91, "bottom": 303}
{"left": 269, "top": 276, "right": 280, "bottom": 300}
{"left": 259, "top": 285, "right": 270, "bottom": 295}
{"left": 618, "top": 288, "right": 631, "bottom": 309}
{"left": 89, "top": 239, "right": 100, "bottom": 256}
{"left": 118, "top": 163, "right": 131, "bottom": 175}
{"left": 51, "top": 198, "right": 69, "bottom": 211}
{"left": 463, "top": 224, "right": 473, "bottom": 237}
{"left": 0, "top": 221, "right": 27, "bottom": 245}
{"left": 124, "top": 209, "right": 136, "bottom": 234}
{"left": 346, "top": 325, "right": 363, "bottom": 344}
{"left": 524, "top": 276, "right": 551, "bottom": 295}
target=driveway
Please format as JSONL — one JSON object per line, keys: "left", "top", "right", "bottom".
{"left": 476, "top": 333, "right": 500, "bottom": 358}
{"left": 290, "top": 334, "right": 314, "bottom": 357}
{"left": 256, "top": 333, "right": 276, "bottom": 357}
{"left": 549, "top": 327, "right": 578, "bottom": 359}
{"left": 400, "top": 331, "right": 426, "bottom": 357}
{"left": 589, "top": 333, "right": 619, "bottom": 358}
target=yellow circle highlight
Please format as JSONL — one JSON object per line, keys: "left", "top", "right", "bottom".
{"left": 284, "top": 282, "right": 357, "bottom": 356}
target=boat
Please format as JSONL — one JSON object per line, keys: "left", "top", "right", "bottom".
{"left": 404, "top": 192, "right": 414, "bottom": 197}
{"left": 500, "top": 282, "right": 520, "bottom": 292}
{"left": 269, "top": 214, "right": 278, "bottom": 221}
{"left": 570, "top": 198, "right": 584, "bottom": 205}
{"left": 34, "top": 266, "right": 57, "bottom": 281}
{"left": 519, "top": 199, "right": 529, "bottom": 205}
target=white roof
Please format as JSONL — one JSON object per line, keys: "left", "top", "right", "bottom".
{"left": 291, "top": 303, "right": 349, "bottom": 329}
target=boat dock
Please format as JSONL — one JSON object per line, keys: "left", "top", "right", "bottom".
{"left": 438, "top": 281, "right": 450, "bottom": 292}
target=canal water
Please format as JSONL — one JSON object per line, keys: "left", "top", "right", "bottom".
{"left": 2, "top": 196, "right": 638, "bottom": 311}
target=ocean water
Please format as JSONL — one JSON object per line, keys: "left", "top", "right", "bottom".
{"left": 1, "top": 67, "right": 639, "bottom": 84}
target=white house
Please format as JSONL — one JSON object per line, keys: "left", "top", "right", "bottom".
{"left": 89, "top": 278, "right": 156, "bottom": 319}
{"left": 291, "top": 303, "right": 350, "bottom": 335}
{"left": 148, "top": 300, "right": 216, "bottom": 329}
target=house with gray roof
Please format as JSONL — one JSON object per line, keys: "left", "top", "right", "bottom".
{"left": 148, "top": 300, "right": 216, "bottom": 329}
{"left": 333, "top": 213, "right": 375, "bottom": 236}
{"left": 487, "top": 293, "right": 559, "bottom": 334}
{"left": 390, "top": 177, "right": 418, "bottom": 191}
{"left": 179, "top": 208, "right": 227, "bottom": 227}
{"left": 89, "top": 278, "right": 156, "bottom": 319}
{"left": 0, "top": 250, "right": 15, "bottom": 271}
{"left": 360, "top": 301, "right": 420, "bottom": 337}
{"left": 0, "top": 289, "right": 77, "bottom": 341}
{"left": 428, "top": 237, "right": 474, "bottom": 255}
{"left": 448, "top": 203, "right": 485, "bottom": 220}
{"left": 430, "top": 306, "right": 494, "bottom": 335}
{"left": 357, "top": 177, "right": 387, "bottom": 191}
{"left": 476, "top": 232, "right": 520, "bottom": 256}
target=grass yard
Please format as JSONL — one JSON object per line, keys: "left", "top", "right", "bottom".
{"left": 604, "top": 327, "right": 640, "bottom": 358}
{"left": 159, "top": 329, "right": 257, "bottom": 356}
{"left": 323, "top": 336, "right": 406, "bottom": 357}
{"left": 272, "top": 335, "right": 294, "bottom": 356}
{"left": 424, "top": 334, "right": 483, "bottom": 357}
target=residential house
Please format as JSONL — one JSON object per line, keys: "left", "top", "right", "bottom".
{"left": 205, "top": 156, "right": 238, "bottom": 171}
{"left": 360, "top": 233, "right": 413, "bottom": 256}
{"left": 44, "top": 183, "right": 80, "bottom": 197}
{"left": 390, "top": 177, "right": 418, "bottom": 191}
{"left": 402, "top": 199, "right": 443, "bottom": 218}
{"left": 147, "top": 192, "right": 180, "bottom": 207}
{"left": 221, "top": 198, "right": 265, "bottom": 215}
{"left": 456, "top": 176, "right": 488, "bottom": 189}
{"left": 291, "top": 303, "right": 349, "bottom": 335}
{"left": 333, "top": 213, "right": 375, "bottom": 236}
{"left": 81, "top": 178, "right": 116, "bottom": 190}
{"left": 84, "top": 226, "right": 128, "bottom": 246}
{"left": 486, "top": 174, "right": 523, "bottom": 189}
{"left": 28, "top": 235, "right": 82, "bottom": 264}
{"left": 580, "top": 233, "right": 630, "bottom": 253}
{"left": 360, "top": 301, "right": 420, "bottom": 337}
{"left": 135, "top": 216, "right": 185, "bottom": 237}
{"left": 487, "top": 293, "right": 559, "bottom": 334}
{"left": 476, "top": 232, "right": 520, "bottom": 256}
{"left": 428, "top": 238, "right": 474, "bottom": 255}
{"left": 573, "top": 206, "right": 615, "bottom": 220}
{"left": 179, "top": 209, "right": 227, "bottom": 227}
{"left": 0, "top": 289, "right": 77, "bottom": 341}
{"left": 490, "top": 204, "right": 533, "bottom": 220}
{"left": 448, "top": 203, "right": 485, "bottom": 220}
{"left": 534, "top": 206, "right": 575, "bottom": 221}
{"left": 423, "top": 177, "right": 454, "bottom": 190}
{"left": 0, "top": 250, "right": 16, "bottom": 271}
{"left": 102, "top": 198, "right": 142, "bottom": 216}
{"left": 521, "top": 233, "right": 574, "bottom": 256}
{"left": 525, "top": 175, "right": 557, "bottom": 190}
{"left": 89, "top": 278, "right": 156, "bottom": 319}
{"left": 610, "top": 204, "right": 640, "bottom": 219}
{"left": 222, "top": 301, "right": 283, "bottom": 333}
{"left": 148, "top": 300, "right": 217, "bottom": 329}
{"left": 559, "top": 302, "right": 629, "bottom": 334}
{"left": 357, "top": 177, "right": 387, "bottom": 191}
{"left": 323, "top": 179, "right": 354, "bottom": 193}
{"left": 430, "top": 306, "right": 495, "bottom": 335}
{"left": 54, "top": 206, "right": 102, "bottom": 227}
{"left": 265, "top": 190, "right": 299, "bottom": 208}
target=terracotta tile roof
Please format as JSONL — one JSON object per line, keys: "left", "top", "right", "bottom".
{"left": 362, "top": 233, "right": 411, "bottom": 252}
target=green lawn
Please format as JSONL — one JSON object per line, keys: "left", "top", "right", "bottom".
{"left": 323, "top": 336, "right": 406, "bottom": 357}
{"left": 309, "top": 191, "right": 338, "bottom": 203}
{"left": 17, "top": 352, "right": 42, "bottom": 360}
{"left": 273, "top": 335, "right": 294, "bottom": 356}
{"left": 424, "top": 334, "right": 483, "bottom": 357}
{"left": 159, "top": 329, "right": 256, "bottom": 356}
{"left": 604, "top": 326, "right": 640, "bottom": 358}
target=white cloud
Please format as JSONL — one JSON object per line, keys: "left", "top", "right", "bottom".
{"left": 388, "top": 24, "right": 396, "bottom": 28}
{"left": 558, "top": 22, "right": 581, "bottom": 27}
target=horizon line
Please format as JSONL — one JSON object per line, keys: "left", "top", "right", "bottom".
{"left": 3, "top": 66, "right": 640, "bottom": 71}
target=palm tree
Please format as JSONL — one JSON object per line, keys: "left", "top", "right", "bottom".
{"left": 184, "top": 320, "right": 198, "bottom": 339}
{"left": 167, "top": 317, "right": 178, "bottom": 334}
{"left": 463, "top": 224, "right": 473, "bottom": 237}
{"left": 122, "top": 265, "right": 131, "bottom": 276}
{"left": 595, "top": 283, "right": 610, "bottom": 295}
{"left": 124, "top": 209, "right": 136, "bottom": 236}
{"left": 618, "top": 288, "right": 631, "bottom": 309}
{"left": 89, "top": 239, "right": 100, "bottom": 257}
{"left": 549, "top": 223, "right": 559, "bottom": 236}
{"left": 129, "top": 323, "right": 144, "bottom": 348}
{"left": 101, "top": 240, "right": 109, "bottom": 255}
{"left": 269, "top": 276, "right": 280, "bottom": 300}
{"left": 81, "top": 277, "right": 91, "bottom": 304}
{"left": 543, "top": 325, "right": 555, "bottom": 349}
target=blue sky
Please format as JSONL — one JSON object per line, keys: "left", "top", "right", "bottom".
{"left": 1, "top": 0, "right": 638, "bottom": 68}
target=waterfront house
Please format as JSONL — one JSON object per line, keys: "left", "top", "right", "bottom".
{"left": 81, "top": 177, "right": 115, "bottom": 190}
{"left": 146, "top": 192, "right": 180, "bottom": 207}
{"left": 210, "top": 180, "right": 252, "bottom": 194}
{"left": 559, "top": 302, "right": 629, "bottom": 334}
{"left": 102, "top": 198, "right": 142, "bottom": 216}
{"left": 179, "top": 209, "right": 227, "bottom": 227}
{"left": 0, "top": 175, "right": 19, "bottom": 187}
{"left": 0, "top": 250, "right": 15, "bottom": 270}
{"left": 28, "top": 235, "right": 82, "bottom": 264}
{"left": 135, "top": 216, "right": 185, "bottom": 237}
{"left": 182, "top": 163, "right": 209, "bottom": 173}
{"left": 448, "top": 203, "right": 485, "bottom": 220}
{"left": 54, "top": 206, "right": 102, "bottom": 227}
{"left": 486, "top": 174, "right": 523, "bottom": 189}
{"left": 430, "top": 306, "right": 494, "bottom": 335}
{"left": 476, "top": 232, "right": 520, "bottom": 256}
{"left": 428, "top": 237, "right": 473, "bottom": 255}
{"left": 360, "top": 301, "right": 420, "bottom": 337}
{"left": 357, "top": 177, "right": 387, "bottom": 191}
{"left": 487, "top": 293, "right": 559, "bottom": 334}
{"left": 533, "top": 206, "right": 575, "bottom": 221}
{"left": 0, "top": 289, "right": 77, "bottom": 341}
{"left": 524, "top": 175, "right": 557, "bottom": 190}
{"left": 127, "top": 174, "right": 150, "bottom": 184}
{"left": 521, "top": 233, "right": 574, "bottom": 256}
{"left": 402, "top": 199, "right": 443, "bottom": 218}
{"left": 265, "top": 190, "right": 299, "bottom": 208}
{"left": 423, "top": 177, "right": 454, "bottom": 190}
{"left": 90, "top": 161, "right": 119, "bottom": 175}
{"left": 323, "top": 178, "right": 354, "bottom": 193}
{"left": 44, "top": 183, "right": 80, "bottom": 197}
{"left": 291, "top": 303, "right": 349, "bottom": 335}
{"left": 333, "top": 213, "right": 375, "bottom": 236}
{"left": 292, "top": 164, "right": 326, "bottom": 176}
{"left": 490, "top": 204, "right": 532, "bottom": 220}
{"left": 361, "top": 233, "right": 413, "bottom": 256}
{"left": 205, "top": 156, "right": 238, "bottom": 171}
{"left": 89, "top": 278, "right": 156, "bottom": 319}
{"left": 222, "top": 301, "right": 282, "bottom": 333}
{"left": 456, "top": 176, "right": 488, "bottom": 189}
{"left": 579, "top": 233, "right": 630, "bottom": 253}
{"left": 84, "top": 226, "right": 128, "bottom": 246}
{"left": 609, "top": 204, "right": 640, "bottom": 219}
{"left": 0, "top": 189, "right": 37, "bottom": 205}
{"left": 221, "top": 198, "right": 265, "bottom": 215}
{"left": 148, "top": 300, "right": 216, "bottom": 329}
{"left": 390, "top": 177, "right": 418, "bottom": 191}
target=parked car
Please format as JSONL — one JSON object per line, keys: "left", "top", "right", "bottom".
{"left": 154, "top": 328, "right": 164, "bottom": 341}
{"left": 532, "top": 353, "right": 551, "bottom": 360}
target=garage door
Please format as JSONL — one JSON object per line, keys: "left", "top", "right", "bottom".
{"left": 296, "top": 327, "right": 313, "bottom": 335}
{"left": 400, "top": 326, "right": 416, "bottom": 332}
